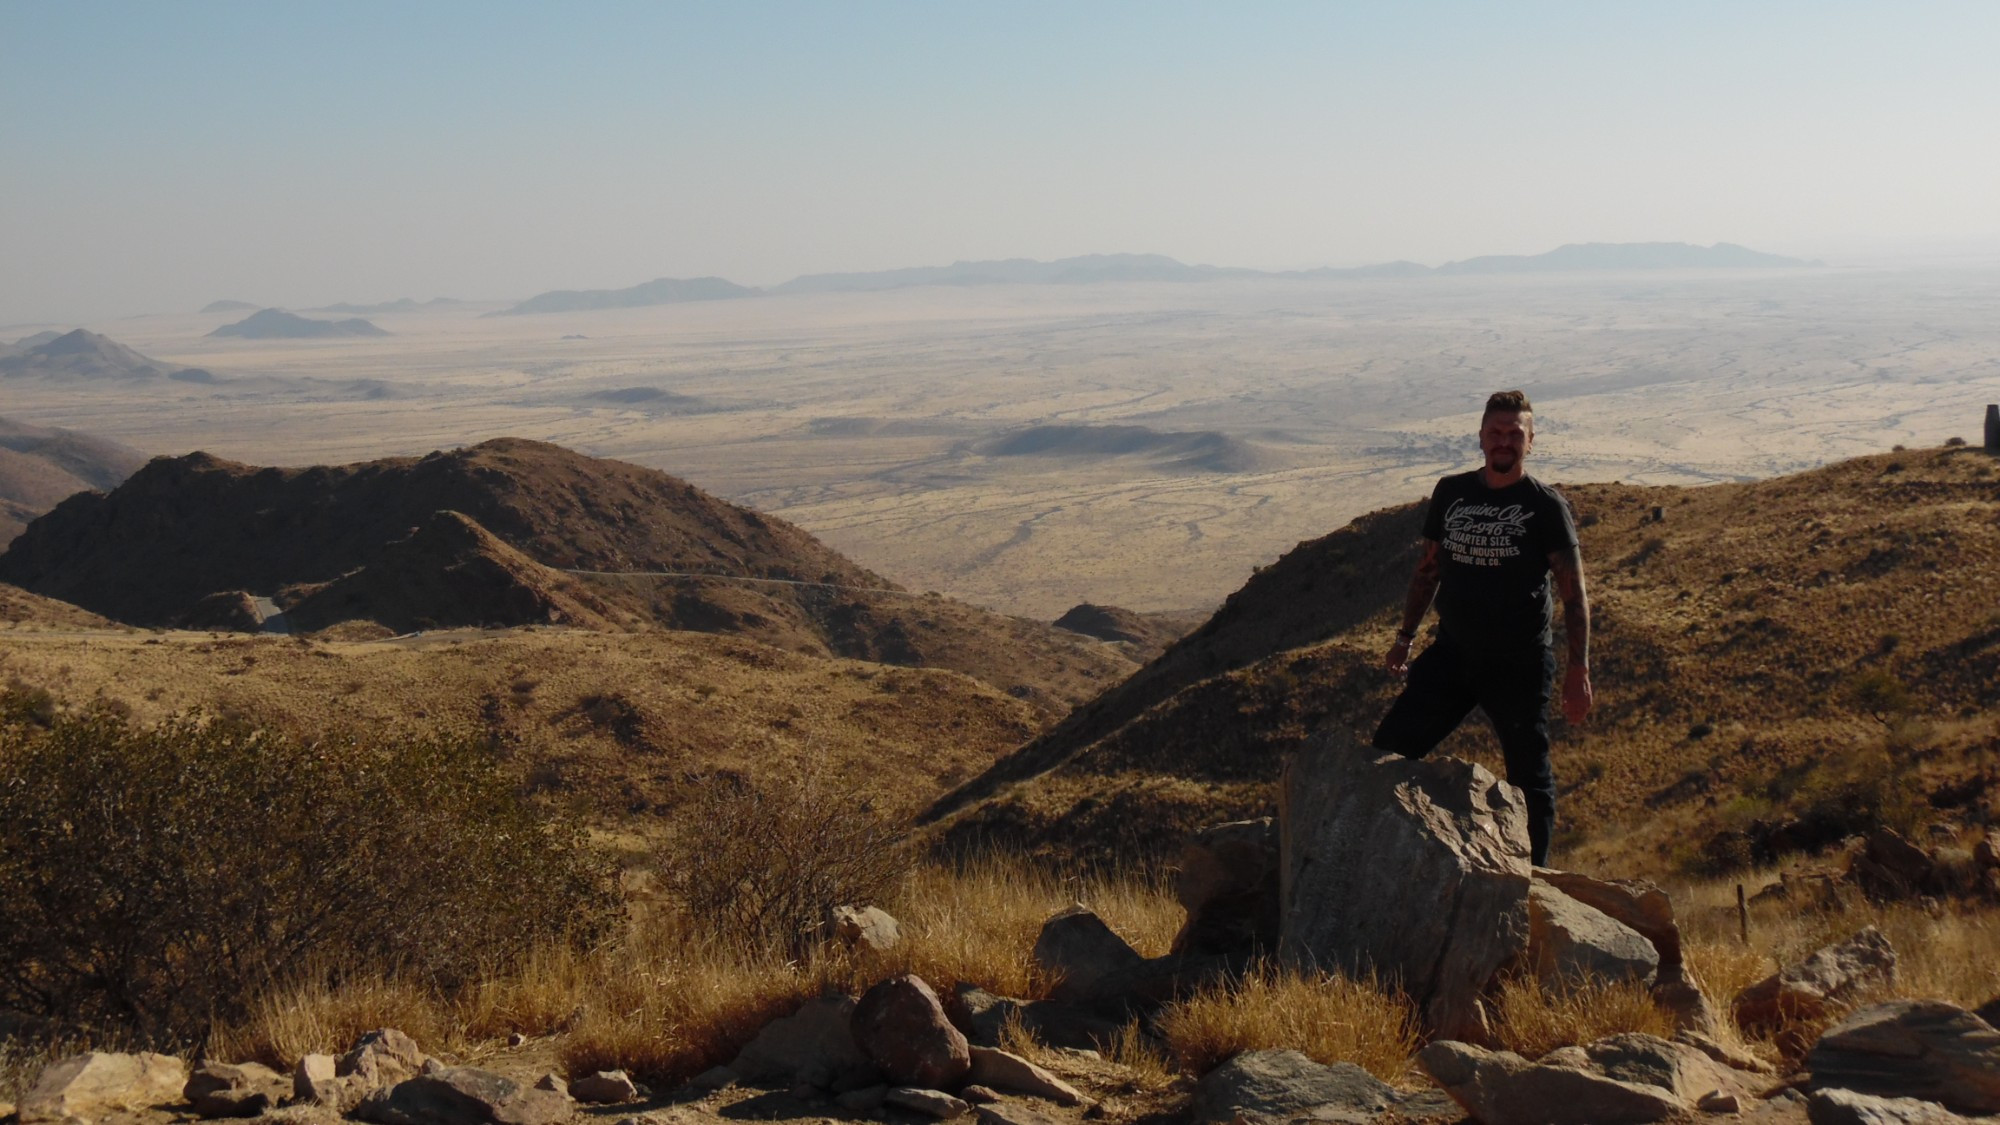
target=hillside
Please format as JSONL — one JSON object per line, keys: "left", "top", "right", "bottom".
{"left": 491, "top": 276, "right": 759, "bottom": 316}
{"left": 0, "top": 328, "right": 216, "bottom": 382}
{"left": 923, "top": 445, "right": 2000, "bottom": 871}
{"left": 208, "top": 308, "right": 389, "bottom": 338}
{"left": 0, "top": 415, "right": 149, "bottom": 546}
{"left": 0, "top": 437, "right": 1133, "bottom": 713}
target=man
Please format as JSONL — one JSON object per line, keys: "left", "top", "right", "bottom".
{"left": 1372, "top": 389, "right": 1592, "bottom": 867}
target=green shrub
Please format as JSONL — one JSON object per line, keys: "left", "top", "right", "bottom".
{"left": 0, "top": 695, "right": 618, "bottom": 1048}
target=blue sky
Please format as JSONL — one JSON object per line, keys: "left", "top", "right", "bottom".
{"left": 4, "top": 1, "right": 1998, "bottom": 321}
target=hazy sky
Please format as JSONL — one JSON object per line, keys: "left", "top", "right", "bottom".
{"left": 5, "top": 1, "right": 1999, "bottom": 323}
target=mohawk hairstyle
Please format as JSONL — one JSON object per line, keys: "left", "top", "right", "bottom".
{"left": 1482, "top": 389, "right": 1533, "bottom": 421}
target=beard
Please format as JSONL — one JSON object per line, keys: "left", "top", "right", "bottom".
{"left": 1487, "top": 450, "right": 1520, "bottom": 472}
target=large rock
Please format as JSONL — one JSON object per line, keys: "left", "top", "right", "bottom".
{"left": 1280, "top": 741, "right": 1532, "bottom": 1042}
{"left": 1031, "top": 907, "right": 1145, "bottom": 1004}
{"left": 20, "top": 1051, "right": 188, "bottom": 1124}
{"left": 731, "top": 993, "right": 877, "bottom": 1090}
{"left": 1418, "top": 1034, "right": 1744, "bottom": 1125}
{"left": 1807, "top": 999, "right": 2000, "bottom": 1115}
{"left": 568, "top": 1069, "right": 638, "bottom": 1104}
{"left": 946, "top": 984, "right": 1122, "bottom": 1051}
{"left": 1188, "top": 1049, "right": 1395, "bottom": 1124}
{"left": 1527, "top": 881, "right": 1660, "bottom": 987}
{"left": 1850, "top": 829, "right": 1937, "bottom": 901}
{"left": 1533, "top": 869, "right": 1684, "bottom": 978}
{"left": 883, "top": 1086, "right": 970, "bottom": 1119}
{"left": 339, "top": 1028, "right": 433, "bottom": 1089}
{"left": 185, "top": 1061, "right": 292, "bottom": 1118}
{"left": 965, "top": 1047, "right": 1083, "bottom": 1106}
{"left": 1806, "top": 1088, "right": 1971, "bottom": 1124}
{"left": 1735, "top": 926, "right": 1898, "bottom": 1042}
{"left": 296, "top": 1053, "right": 371, "bottom": 1113}
{"left": 355, "top": 1066, "right": 571, "bottom": 1125}
{"left": 852, "top": 974, "right": 972, "bottom": 1089}
{"left": 1171, "top": 818, "right": 1282, "bottom": 959}
{"left": 830, "top": 905, "right": 902, "bottom": 954}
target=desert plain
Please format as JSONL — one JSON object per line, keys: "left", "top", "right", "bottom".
{"left": 8, "top": 266, "right": 1999, "bottom": 619}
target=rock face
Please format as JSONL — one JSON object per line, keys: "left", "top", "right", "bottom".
{"left": 184, "top": 1061, "right": 291, "bottom": 1118}
{"left": 1735, "top": 926, "right": 1898, "bottom": 1042}
{"left": 1419, "top": 1034, "right": 1746, "bottom": 1125}
{"left": 1807, "top": 999, "right": 2000, "bottom": 1115}
{"left": 1806, "top": 1087, "right": 1971, "bottom": 1124}
{"left": 1188, "top": 1049, "right": 1396, "bottom": 1124}
{"left": 1280, "top": 740, "right": 1532, "bottom": 1042}
{"left": 356, "top": 1066, "right": 571, "bottom": 1125}
{"left": 1031, "top": 907, "right": 1146, "bottom": 1003}
{"left": 1171, "top": 818, "right": 1282, "bottom": 958}
{"left": 731, "top": 994, "right": 876, "bottom": 1090}
{"left": 340, "top": 1028, "right": 433, "bottom": 1089}
{"left": 20, "top": 1051, "right": 187, "bottom": 1124}
{"left": 831, "top": 904, "right": 903, "bottom": 954}
{"left": 1527, "top": 881, "right": 1659, "bottom": 987}
{"left": 852, "top": 975, "right": 972, "bottom": 1090}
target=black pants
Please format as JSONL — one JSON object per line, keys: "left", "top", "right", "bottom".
{"left": 1370, "top": 634, "right": 1558, "bottom": 866}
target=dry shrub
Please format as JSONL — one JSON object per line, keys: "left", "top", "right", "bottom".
{"left": 1156, "top": 967, "right": 1416, "bottom": 1083}
{"left": 1489, "top": 974, "right": 1675, "bottom": 1060}
{"left": 0, "top": 694, "right": 618, "bottom": 1050}
{"left": 222, "top": 974, "right": 461, "bottom": 1069}
{"left": 664, "top": 762, "right": 915, "bottom": 956}
{"left": 1104, "top": 1020, "right": 1177, "bottom": 1090}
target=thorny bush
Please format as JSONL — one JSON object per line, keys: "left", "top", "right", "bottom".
{"left": 0, "top": 691, "right": 618, "bottom": 1050}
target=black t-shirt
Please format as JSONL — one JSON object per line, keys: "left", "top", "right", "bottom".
{"left": 1421, "top": 471, "right": 1578, "bottom": 652}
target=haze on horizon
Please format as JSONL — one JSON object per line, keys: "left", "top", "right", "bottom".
{"left": 5, "top": 1, "right": 2000, "bottom": 325}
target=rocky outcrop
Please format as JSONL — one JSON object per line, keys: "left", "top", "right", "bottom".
{"left": 1419, "top": 1034, "right": 1750, "bottom": 1125}
{"left": 1032, "top": 907, "right": 1146, "bottom": 1004}
{"left": 1806, "top": 1087, "right": 1974, "bottom": 1124}
{"left": 184, "top": 1061, "right": 291, "bottom": 1118}
{"left": 730, "top": 993, "right": 876, "bottom": 1090}
{"left": 1806, "top": 999, "right": 2000, "bottom": 1115}
{"left": 852, "top": 975, "right": 971, "bottom": 1090}
{"left": 1170, "top": 817, "right": 1281, "bottom": 958}
{"left": 831, "top": 904, "right": 903, "bottom": 954}
{"left": 355, "top": 1065, "right": 572, "bottom": 1125}
{"left": 1280, "top": 740, "right": 1532, "bottom": 1042}
{"left": 1735, "top": 926, "right": 1898, "bottom": 1045}
{"left": 946, "top": 983, "right": 1122, "bottom": 1051}
{"left": 1188, "top": 1049, "right": 1396, "bottom": 1124}
{"left": 1527, "top": 881, "right": 1659, "bottom": 987}
{"left": 19, "top": 1051, "right": 187, "bottom": 1124}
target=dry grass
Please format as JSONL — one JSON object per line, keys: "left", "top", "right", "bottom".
{"left": 1488, "top": 975, "right": 1676, "bottom": 1060}
{"left": 1155, "top": 967, "right": 1417, "bottom": 1085}
{"left": 218, "top": 858, "right": 1181, "bottom": 1086}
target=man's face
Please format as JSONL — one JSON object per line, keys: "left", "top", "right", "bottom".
{"left": 1480, "top": 410, "right": 1534, "bottom": 474}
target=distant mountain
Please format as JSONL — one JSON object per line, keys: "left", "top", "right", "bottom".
{"left": 1435, "top": 242, "right": 1819, "bottom": 274}
{"left": 488, "top": 277, "right": 759, "bottom": 317}
{"left": 208, "top": 308, "right": 390, "bottom": 339}
{"left": 310, "top": 297, "right": 462, "bottom": 315}
{"left": 0, "top": 415, "right": 148, "bottom": 547}
{"left": 200, "top": 300, "right": 260, "bottom": 314}
{"left": 0, "top": 329, "right": 215, "bottom": 383}
{"left": 775, "top": 253, "right": 1255, "bottom": 294}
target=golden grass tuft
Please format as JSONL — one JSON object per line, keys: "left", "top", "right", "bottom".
{"left": 223, "top": 973, "right": 464, "bottom": 1069}
{"left": 1488, "top": 974, "right": 1676, "bottom": 1061}
{"left": 1155, "top": 967, "right": 1416, "bottom": 1084}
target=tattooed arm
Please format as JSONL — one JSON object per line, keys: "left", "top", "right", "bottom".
{"left": 1384, "top": 539, "right": 1442, "bottom": 676}
{"left": 1549, "top": 543, "right": 1594, "bottom": 723}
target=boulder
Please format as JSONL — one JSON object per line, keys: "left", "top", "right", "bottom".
{"left": 1031, "top": 907, "right": 1145, "bottom": 1004}
{"left": 883, "top": 1086, "right": 970, "bottom": 1119}
{"left": 1807, "top": 999, "right": 2000, "bottom": 1115}
{"left": 946, "top": 984, "right": 1121, "bottom": 1051}
{"left": 731, "top": 993, "right": 877, "bottom": 1090}
{"left": 1188, "top": 1049, "right": 1395, "bottom": 1124}
{"left": 965, "top": 1047, "right": 1083, "bottom": 1106}
{"left": 339, "top": 1028, "right": 433, "bottom": 1089}
{"left": 852, "top": 975, "right": 971, "bottom": 1090}
{"left": 1417, "top": 1034, "right": 1750, "bottom": 1125}
{"left": 1527, "top": 881, "right": 1660, "bottom": 987}
{"left": 1807, "top": 1087, "right": 1971, "bottom": 1124}
{"left": 835, "top": 1084, "right": 888, "bottom": 1112}
{"left": 688, "top": 1065, "right": 738, "bottom": 1092}
{"left": 356, "top": 1066, "right": 571, "bottom": 1125}
{"left": 1734, "top": 926, "right": 1898, "bottom": 1042}
{"left": 185, "top": 1061, "right": 292, "bottom": 1118}
{"left": 1674, "top": 1029, "right": 1776, "bottom": 1074}
{"left": 1977, "top": 997, "right": 2000, "bottom": 1028}
{"left": 19, "top": 1051, "right": 188, "bottom": 1124}
{"left": 959, "top": 1085, "right": 1001, "bottom": 1104}
{"left": 1171, "top": 818, "right": 1281, "bottom": 959}
{"left": 296, "top": 1052, "right": 371, "bottom": 1113}
{"left": 974, "top": 1103, "right": 1066, "bottom": 1125}
{"left": 569, "top": 1069, "right": 639, "bottom": 1103}
{"left": 1280, "top": 741, "right": 1532, "bottom": 1042}
{"left": 1533, "top": 869, "right": 1685, "bottom": 978}
{"left": 530, "top": 1074, "right": 565, "bottom": 1096}
{"left": 830, "top": 905, "right": 903, "bottom": 954}
{"left": 1851, "top": 829, "right": 1938, "bottom": 900}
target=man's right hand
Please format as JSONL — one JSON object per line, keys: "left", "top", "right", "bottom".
{"left": 1384, "top": 636, "right": 1412, "bottom": 677}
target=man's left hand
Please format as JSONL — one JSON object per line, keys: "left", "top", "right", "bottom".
{"left": 1562, "top": 664, "right": 1593, "bottom": 725}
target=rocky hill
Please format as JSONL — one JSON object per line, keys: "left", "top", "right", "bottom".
{"left": 208, "top": 308, "right": 389, "bottom": 338}
{"left": 0, "top": 438, "right": 1132, "bottom": 713}
{"left": 0, "top": 415, "right": 148, "bottom": 546}
{"left": 923, "top": 445, "right": 2000, "bottom": 870}
{"left": 0, "top": 329, "right": 215, "bottom": 382}
{"left": 490, "top": 277, "right": 759, "bottom": 316}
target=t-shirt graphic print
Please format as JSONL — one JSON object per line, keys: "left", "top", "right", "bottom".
{"left": 1420, "top": 471, "right": 1577, "bottom": 651}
